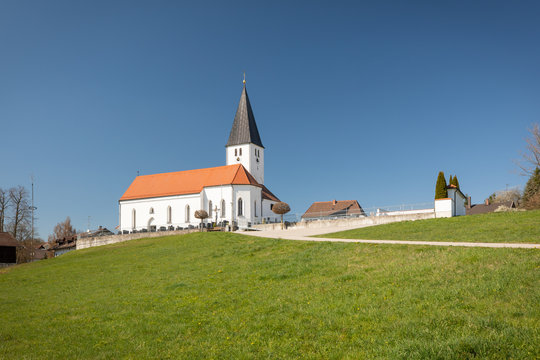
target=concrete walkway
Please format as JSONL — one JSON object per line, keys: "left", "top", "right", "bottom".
{"left": 238, "top": 226, "right": 540, "bottom": 249}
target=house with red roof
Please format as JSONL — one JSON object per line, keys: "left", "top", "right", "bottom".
{"left": 302, "top": 200, "right": 366, "bottom": 221}
{"left": 119, "top": 81, "right": 280, "bottom": 232}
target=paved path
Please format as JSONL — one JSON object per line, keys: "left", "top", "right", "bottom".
{"left": 238, "top": 227, "right": 540, "bottom": 249}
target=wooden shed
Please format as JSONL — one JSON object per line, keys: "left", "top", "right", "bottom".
{"left": 0, "top": 232, "right": 19, "bottom": 266}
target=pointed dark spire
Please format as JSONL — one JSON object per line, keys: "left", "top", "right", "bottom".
{"left": 226, "top": 84, "right": 264, "bottom": 148}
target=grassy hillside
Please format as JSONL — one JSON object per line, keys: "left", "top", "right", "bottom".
{"left": 319, "top": 210, "right": 540, "bottom": 243}
{"left": 1, "top": 232, "right": 539, "bottom": 359}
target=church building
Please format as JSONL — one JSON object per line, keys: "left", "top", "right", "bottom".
{"left": 119, "top": 82, "right": 280, "bottom": 232}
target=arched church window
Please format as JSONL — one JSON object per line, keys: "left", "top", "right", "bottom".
{"left": 185, "top": 205, "right": 190, "bottom": 223}
{"left": 238, "top": 198, "right": 243, "bottom": 216}
{"left": 235, "top": 149, "right": 237, "bottom": 156}
{"left": 149, "top": 207, "right": 154, "bottom": 214}
{"left": 221, "top": 200, "right": 226, "bottom": 217}
{"left": 208, "top": 201, "right": 213, "bottom": 217}
{"left": 167, "top": 206, "right": 172, "bottom": 224}
{"left": 239, "top": 148, "right": 242, "bottom": 156}
{"left": 132, "top": 209, "right": 136, "bottom": 229}
{"left": 254, "top": 201, "right": 257, "bottom": 217}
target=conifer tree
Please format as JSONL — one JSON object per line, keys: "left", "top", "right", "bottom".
{"left": 522, "top": 168, "right": 540, "bottom": 209}
{"left": 435, "top": 171, "right": 448, "bottom": 199}
{"left": 453, "top": 175, "right": 460, "bottom": 189}
{"left": 448, "top": 175, "right": 453, "bottom": 186}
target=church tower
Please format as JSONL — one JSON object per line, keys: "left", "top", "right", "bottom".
{"left": 226, "top": 81, "right": 265, "bottom": 184}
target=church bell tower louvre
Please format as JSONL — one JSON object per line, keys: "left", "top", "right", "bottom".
{"left": 225, "top": 78, "right": 265, "bottom": 185}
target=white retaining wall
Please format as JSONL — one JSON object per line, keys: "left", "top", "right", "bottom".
{"left": 252, "top": 211, "right": 436, "bottom": 232}
{"left": 76, "top": 229, "right": 197, "bottom": 250}
{"left": 376, "top": 208, "right": 435, "bottom": 216}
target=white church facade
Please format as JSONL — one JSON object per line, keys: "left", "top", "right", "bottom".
{"left": 119, "top": 83, "right": 280, "bottom": 232}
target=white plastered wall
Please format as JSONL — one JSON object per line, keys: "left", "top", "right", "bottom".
{"left": 200, "top": 185, "right": 234, "bottom": 224}
{"left": 226, "top": 143, "right": 264, "bottom": 185}
{"left": 119, "top": 184, "right": 277, "bottom": 231}
{"left": 262, "top": 199, "right": 280, "bottom": 223}
{"left": 119, "top": 193, "right": 201, "bottom": 232}
{"left": 231, "top": 184, "right": 261, "bottom": 226}
{"left": 448, "top": 188, "right": 467, "bottom": 216}
{"left": 434, "top": 198, "right": 452, "bottom": 218}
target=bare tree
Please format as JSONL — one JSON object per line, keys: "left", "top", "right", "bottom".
{"left": 194, "top": 210, "right": 209, "bottom": 232}
{"left": 272, "top": 202, "right": 291, "bottom": 230}
{"left": 0, "top": 188, "right": 10, "bottom": 232}
{"left": 9, "top": 186, "right": 30, "bottom": 241}
{"left": 516, "top": 123, "right": 540, "bottom": 175}
{"left": 48, "top": 216, "right": 78, "bottom": 242}
{"left": 16, "top": 224, "right": 35, "bottom": 263}
{"left": 488, "top": 188, "right": 521, "bottom": 204}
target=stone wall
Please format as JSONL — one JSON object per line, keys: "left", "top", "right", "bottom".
{"left": 252, "top": 211, "right": 435, "bottom": 232}
{"left": 76, "top": 229, "right": 198, "bottom": 250}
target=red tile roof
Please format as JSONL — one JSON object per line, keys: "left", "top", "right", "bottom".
{"left": 302, "top": 200, "right": 365, "bottom": 219}
{"left": 120, "top": 164, "right": 279, "bottom": 202}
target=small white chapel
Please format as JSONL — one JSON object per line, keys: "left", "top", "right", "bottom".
{"left": 119, "top": 81, "right": 281, "bottom": 232}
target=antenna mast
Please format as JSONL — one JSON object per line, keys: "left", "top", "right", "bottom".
{"left": 30, "top": 175, "right": 37, "bottom": 242}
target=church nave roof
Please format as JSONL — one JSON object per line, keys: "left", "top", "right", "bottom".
{"left": 120, "top": 164, "right": 278, "bottom": 202}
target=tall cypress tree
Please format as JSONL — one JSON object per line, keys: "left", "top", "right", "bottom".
{"left": 453, "top": 175, "right": 460, "bottom": 189}
{"left": 448, "top": 175, "right": 453, "bottom": 186}
{"left": 435, "top": 171, "right": 448, "bottom": 199}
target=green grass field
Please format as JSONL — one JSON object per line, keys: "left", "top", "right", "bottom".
{"left": 1, "top": 232, "right": 539, "bottom": 359}
{"left": 318, "top": 210, "right": 540, "bottom": 243}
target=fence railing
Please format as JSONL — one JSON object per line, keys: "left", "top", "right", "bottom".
{"left": 282, "top": 202, "right": 434, "bottom": 224}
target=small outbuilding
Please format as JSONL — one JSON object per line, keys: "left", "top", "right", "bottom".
{"left": 0, "top": 232, "right": 19, "bottom": 266}
{"left": 435, "top": 185, "right": 467, "bottom": 218}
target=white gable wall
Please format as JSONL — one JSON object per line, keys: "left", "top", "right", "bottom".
{"left": 226, "top": 143, "right": 264, "bottom": 185}
{"left": 232, "top": 184, "right": 260, "bottom": 227}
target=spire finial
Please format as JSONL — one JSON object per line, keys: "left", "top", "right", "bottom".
{"left": 243, "top": 72, "right": 246, "bottom": 85}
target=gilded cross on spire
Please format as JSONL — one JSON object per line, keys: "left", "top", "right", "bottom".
{"left": 243, "top": 72, "right": 246, "bottom": 85}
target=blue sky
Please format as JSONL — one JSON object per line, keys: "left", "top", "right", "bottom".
{"left": 1, "top": 1, "right": 539, "bottom": 237}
